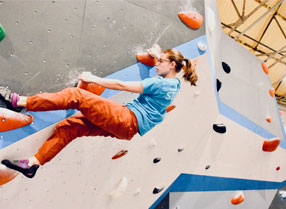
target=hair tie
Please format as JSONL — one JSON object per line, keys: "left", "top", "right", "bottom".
{"left": 183, "top": 57, "right": 188, "bottom": 66}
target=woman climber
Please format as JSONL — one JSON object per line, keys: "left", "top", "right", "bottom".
{"left": 1, "top": 45, "right": 198, "bottom": 178}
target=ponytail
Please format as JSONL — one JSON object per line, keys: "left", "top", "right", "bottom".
{"left": 183, "top": 58, "right": 198, "bottom": 86}
{"left": 163, "top": 49, "right": 198, "bottom": 86}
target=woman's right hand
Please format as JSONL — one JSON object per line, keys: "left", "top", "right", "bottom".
{"left": 79, "top": 71, "right": 97, "bottom": 83}
{"left": 191, "top": 58, "right": 199, "bottom": 70}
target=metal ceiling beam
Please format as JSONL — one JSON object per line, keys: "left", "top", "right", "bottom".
{"left": 243, "top": 44, "right": 286, "bottom": 66}
{"left": 256, "top": 50, "right": 286, "bottom": 56}
{"left": 226, "top": 0, "right": 270, "bottom": 35}
{"left": 222, "top": 23, "right": 286, "bottom": 66}
{"left": 269, "top": 56, "right": 286, "bottom": 69}
{"left": 275, "top": 79, "right": 284, "bottom": 91}
{"left": 253, "top": 4, "right": 281, "bottom": 49}
{"left": 222, "top": 22, "right": 286, "bottom": 59}
{"left": 254, "top": 0, "right": 286, "bottom": 21}
{"left": 235, "top": 0, "right": 285, "bottom": 40}
{"left": 273, "top": 70, "right": 286, "bottom": 94}
{"left": 222, "top": 23, "right": 272, "bottom": 50}
{"left": 280, "top": 90, "right": 286, "bottom": 97}
{"left": 278, "top": 87, "right": 286, "bottom": 97}
{"left": 245, "top": 0, "right": 270, "bottom": 19}
{"left": 237, "top": 40, "right": 286, "bottom": 65}
{"left": 231, "top": 0, "right": 243, "bottom": 20}
{"left": 242, "top": 0, "right": 246, "bottom": 16}
{"left": 276, "top": 96, "right": 286, "bottom": 104}
{"left": 272, "top": 73, "right": 286, "bottom": 86}
{"left": 274, "top": 16, "right": 286, "bottom": 39}
{"left": 264, "top": 45, "right": 286, "bottom": 62}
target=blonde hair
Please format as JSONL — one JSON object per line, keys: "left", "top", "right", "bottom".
{"left": 163, "top": 49, "right": 198, "bottom": 86}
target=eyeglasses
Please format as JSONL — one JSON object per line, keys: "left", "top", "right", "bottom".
{"left": 156, "top": 58, "right": 170, "bottom": 63}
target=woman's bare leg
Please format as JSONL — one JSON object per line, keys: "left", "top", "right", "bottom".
{"left": 17, "top": 96, "right": 27, "bottom": 107}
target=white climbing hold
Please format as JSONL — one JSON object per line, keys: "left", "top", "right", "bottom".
{"left": 194, "top": 91, "right": 200, "bottom": 97}
{"left": 134, "top": 187, "right": 141, "bottom": 196}
{"left": 207, "top": 7, "right": 216, "bottom": 32}
{"left": 110, "top": 177, "right": 128, "bottom": 200}
{"left": 279, "top": 191, "right": 286, "bottom": 200}
{"left": 148, "top": 138, "right": 157, "bottom": 148}
{"left": 197, "top": 42, "right": 207, "bottom": 51}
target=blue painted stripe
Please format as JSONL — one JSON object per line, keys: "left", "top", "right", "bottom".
{"left": 149, "top": 173, "right": 286, "bottom": 209}
{"left": 0, "top": 36, "right": 207, "bottom": 150}
{"left": 219, "top": 102, "right": 276, "bottom": 139}
{"left": 274, "top": 95, "right": 286, "bottom": 148}
{"left": 172, "top": 174, "right": 285, "bottom": 191}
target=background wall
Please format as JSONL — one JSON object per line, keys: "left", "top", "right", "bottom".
{"left": 0, "top": 0, "right": 205, "bottom": 95}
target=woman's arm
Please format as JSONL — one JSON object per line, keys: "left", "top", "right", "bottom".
{"left": 79, "top": 72, "right": 144, "bottom": 93}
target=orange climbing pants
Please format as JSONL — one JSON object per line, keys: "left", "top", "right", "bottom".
{"left": 26, "top": 87, "right": 138, "bottom": 165}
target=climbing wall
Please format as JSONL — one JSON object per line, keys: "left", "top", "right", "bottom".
{"left": 0, "top": 0, "right": 286, "bottom": 209}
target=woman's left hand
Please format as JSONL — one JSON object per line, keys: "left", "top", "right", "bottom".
{"left": 147, "top": 44, "right": 161, "bottom": 59}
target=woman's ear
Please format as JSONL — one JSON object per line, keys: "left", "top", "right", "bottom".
{"left": 170, "top": 61, "right": 176, "bottom": 69}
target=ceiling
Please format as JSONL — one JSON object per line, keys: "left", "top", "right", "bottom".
{"left": 217, "top": 0, "right": 286, "bottom": 105}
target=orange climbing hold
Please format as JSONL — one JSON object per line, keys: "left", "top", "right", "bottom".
{"left": 112, "top": 150, "right": 128, "bottom": 160}
{"left": 0, "top": 108, "right": 33, "bottom": 132}
{"left": 166, "top": 105, "right": 176, "bottom": 113}
{"left": 261, "top": 62, "right": 269, "bottom": 75}
{"left": 0, "top": 165, "right": 19, "bottom": 186}
{"left": 136, "top": 53, "right": 157, "bottom": 66}
{"left": 231, "top": 191, "right": 245, "bottom": 205}
{"left": 266, "top": 117, "right": 272, "bottom": 123}
{"left": 269, "top": 88, "right": 275, "bottom": 97}
{"left": 262, "top": 138, "right": 280, "bottom": 152}
{"left": 178, "top": 11, "right": 203, "bottom": 29}
{"left": 77, "top": 80, "right": 105, "bottom": 95}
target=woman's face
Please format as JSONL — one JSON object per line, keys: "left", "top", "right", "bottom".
{"left": 155, "top": 53, "right": 174, "bottom": 78}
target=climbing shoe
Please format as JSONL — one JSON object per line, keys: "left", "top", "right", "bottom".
{"left": 1, "top": 159, "right": 39, "bottom": 178}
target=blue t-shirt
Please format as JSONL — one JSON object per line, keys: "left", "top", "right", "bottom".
{"left": 126, "top": 77, "right": 181, "bottom": 136}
